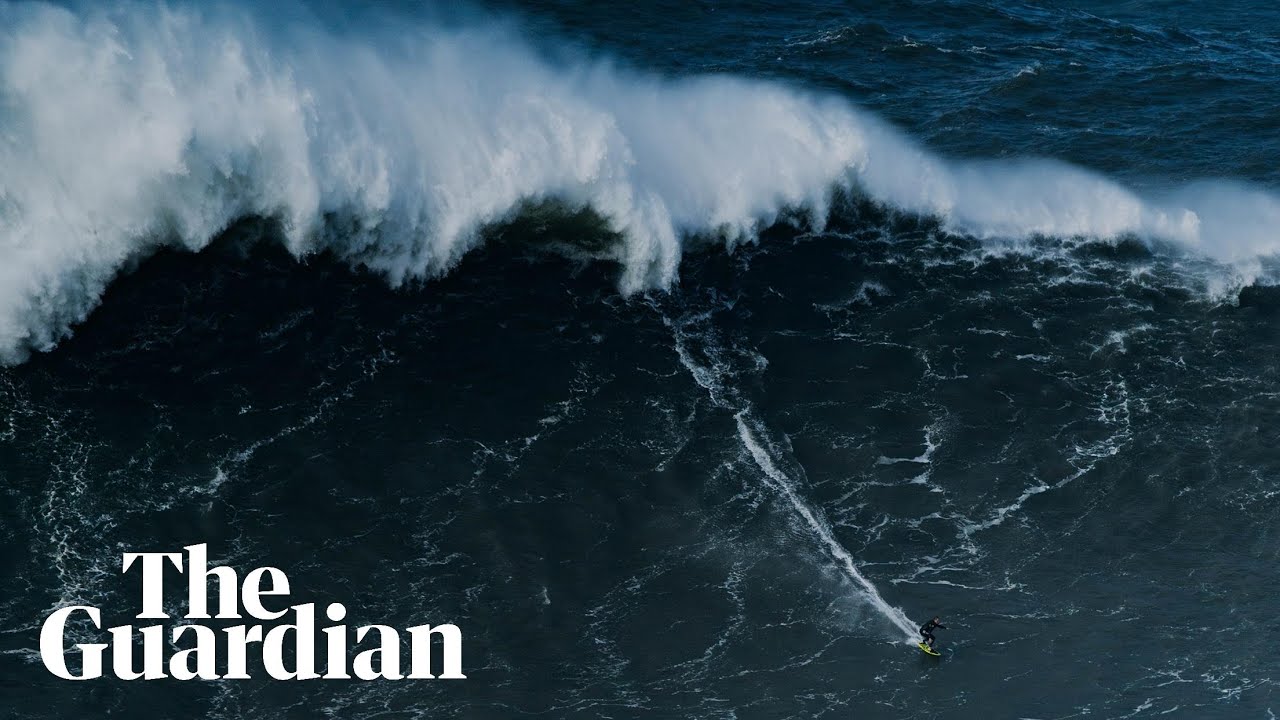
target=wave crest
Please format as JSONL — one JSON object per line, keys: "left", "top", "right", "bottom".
{"left": 0, "top": 1, "right": 1276, "bottom": 363}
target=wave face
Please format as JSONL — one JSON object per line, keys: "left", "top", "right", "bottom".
{"left": 2, "top": 0, "right": 1280, "bottom": 364}
{"left": 6, "top": 3, "right": 1280, "bottom": 716}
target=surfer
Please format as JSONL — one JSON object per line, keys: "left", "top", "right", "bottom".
{"left": 919, "top": 616, "right": 946, "bottom": 649}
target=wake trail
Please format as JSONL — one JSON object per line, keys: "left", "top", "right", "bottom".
{"left": 733, "top": 411, "right": 919, "bottom": 642}
{"left": 667, "top": 311, "right": 918, "bottom": 643}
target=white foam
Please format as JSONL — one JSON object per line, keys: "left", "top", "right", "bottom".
{"left": 876, "top": 422, "right": 940, "bottom": 465}
{"left": 2, "top": 2, "right": 1279, "bottom": 362}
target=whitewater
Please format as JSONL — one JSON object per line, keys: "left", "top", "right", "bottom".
{"left": 3, "top": 0, "right": 1280, "bottom": 364}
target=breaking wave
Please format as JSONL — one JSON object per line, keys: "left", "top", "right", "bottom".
{"left": 2, "top": 0, "right": 1279, "bottom": 363}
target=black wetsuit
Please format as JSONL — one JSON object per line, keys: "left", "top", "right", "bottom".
{"left": 920, "top": 619, "right": 946, "bottom": 645}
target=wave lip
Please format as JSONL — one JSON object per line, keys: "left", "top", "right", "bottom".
{"left": 1, "top": 1, "right": 1278, "bottom": 363}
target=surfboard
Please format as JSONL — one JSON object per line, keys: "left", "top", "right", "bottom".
{"left": 917, "top": 642, "right": 941, "bottom": 657}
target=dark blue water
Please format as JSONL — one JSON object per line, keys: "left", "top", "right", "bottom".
{"left": 1, "top": 1, "right": 1279, "bottom": 718}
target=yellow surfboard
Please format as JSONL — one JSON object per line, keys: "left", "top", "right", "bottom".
{"left": 917, "top": 642, "right": 941, "bottom": 657}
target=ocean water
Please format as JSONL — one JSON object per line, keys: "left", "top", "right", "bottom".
{"left": 1, "top": 1, "right": 1279, "bottom": 717}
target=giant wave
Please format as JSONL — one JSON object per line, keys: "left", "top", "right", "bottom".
{"left": 2, "top": 0, "right": 1279, "bottom": 364}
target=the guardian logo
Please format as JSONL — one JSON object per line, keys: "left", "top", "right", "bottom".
{"left": 40, "top": 544, "right": 465, "bottom": 681}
